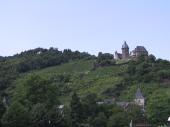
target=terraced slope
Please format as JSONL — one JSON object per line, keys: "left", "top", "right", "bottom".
{"left": 12, "top": 59, "right": 127, "bottom": 104}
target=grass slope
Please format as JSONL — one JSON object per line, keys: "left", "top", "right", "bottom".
{"left": 13, "top": 59, "right": 127, "bottom": 105}
{"left": 11, "top": 59, "right": 170, "bottom": 107}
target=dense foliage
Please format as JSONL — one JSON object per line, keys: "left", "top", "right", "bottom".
{"left": 0, "top": 49, "right": 170, "bottom": 126}
{"left": 124, "top": 55, "right": 170, "bottom": 125}
{"left": 0, "top": 48, "right": 94, "bottom": 91}
{"left": 126, "top": 55, "right": 170, "bottom": 83}
{"left": 15, "top": 48, "right": 94, "bottom": 73}
{"left": 94, "top": 52, "right": 115, "bottom": 68}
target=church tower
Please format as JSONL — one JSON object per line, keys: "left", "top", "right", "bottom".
{"left": 122, "top": 41, "right": 129, "bottom": 59}
{"left": 134, "top": 88, "right": 145, "bottom": 108}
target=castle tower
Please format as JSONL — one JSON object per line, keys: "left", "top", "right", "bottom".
{"left": 122, "top": 41, "right": 129, "bottom": 59}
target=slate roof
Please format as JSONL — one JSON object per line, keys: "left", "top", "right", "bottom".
{"left": 135, "top": 88, "right": 144, "bottom": 99}
{"left": 135, "top": 46, "right": 147, "bottom": 52}
{"left": 122, "top": 41, "right": 129, "bottom": 49}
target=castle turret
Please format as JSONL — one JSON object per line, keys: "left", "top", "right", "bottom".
{"left": 122, "top": 41, "right": 129, "bottom": 59}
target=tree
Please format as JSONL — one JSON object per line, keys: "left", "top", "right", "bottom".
{"left": 0, "top": 99, "right": 5, "bottom": 127}
{"left": 92, "top": 112, "right": 107, "bottom": 127}
{"left": 70, "top": 92, "right": 82, "bottom": 127}
{"left": 30, "top": 103, "right": 48, "bottom": 127}
{"left": 1, "top": 101, "right": 31, "bottom": 127}
{"left": 107, "top": 112, "right": 129, "bottom": 127}
{"left": 147, "top": 90, "right": 170, "bottom": 125}
{"left": 95, "top": 52, "right": 115, "bottom": 67}
{"left": 148, "top": 54, "right": 156, "bottom": 63}
{"left": 4, "top": 74, "right": 61, "bottom": 127}
{"left": 82, "top": 93, "right": 98, "bottom": 118}
{"left": 128, "top": 105, "right": 143, "bottom": 121}
{"left": 24, "top": 75, "right": 59, "bottom": 106}
{"left": 31, "top": 103, "right": 65, "bottom": 127}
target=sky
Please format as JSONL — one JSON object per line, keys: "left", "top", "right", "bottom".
{"left": 0, "top": 0, "right": 170, "bottom": 60}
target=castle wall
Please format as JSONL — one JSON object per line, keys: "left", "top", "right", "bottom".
{"left": 122, "top": 48, "right": 129, "bottom": 59}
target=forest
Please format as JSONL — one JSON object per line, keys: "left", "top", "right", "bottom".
{"left": 0, "top": 48, "right": 170, "bottom": 127}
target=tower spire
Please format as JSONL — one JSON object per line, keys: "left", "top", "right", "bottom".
{"left": 122, "top": 41, "right": 129, "bottom": 49}
{"left": 122, "top": 41, "right": 129, "bottom": 59}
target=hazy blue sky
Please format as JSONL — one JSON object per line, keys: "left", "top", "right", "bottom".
{"left": 0, "top": 0, "right": 170, "bottom": 59}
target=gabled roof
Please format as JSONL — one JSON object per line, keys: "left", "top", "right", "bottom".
{"left": 135, "top": 88, "right": 144, "bottom": 99}
{"left": 122, "top": 41, "right": 129, "bottom": 49}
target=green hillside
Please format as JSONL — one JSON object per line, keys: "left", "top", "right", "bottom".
{"left": 12, "top": 59, "right": 127, "bottom": 105}
{"left": 13, "top": 57, "right": 170, "bottom": 102}
{"left": 0, "top": 48, "right": 170, "bottom": 127}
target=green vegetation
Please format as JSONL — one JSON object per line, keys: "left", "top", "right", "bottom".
{"left": 0, "top": 48, "right": 170, "bottom": 126}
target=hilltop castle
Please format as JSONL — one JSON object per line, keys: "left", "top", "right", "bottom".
{"left": 115, "top": 41, "right": 148, "bottom": 60}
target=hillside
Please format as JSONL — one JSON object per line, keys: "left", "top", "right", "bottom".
{"left": 0, "top": 48, "right": 170, "bottom": 127}
{"left": 12, "top": 59, "right": 127, "bottom": 105}
{"left": 12, "top": 57, "right": 170, "bottom": 103}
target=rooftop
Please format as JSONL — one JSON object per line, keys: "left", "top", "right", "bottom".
{"left": 122, "top": 41, "right": 129, "bottom": 49}
{"left": 135, "top": 88, "right": 144, "bottom": 99}
{"left": 135, "top": 46, "right": 147, "bottom": 52}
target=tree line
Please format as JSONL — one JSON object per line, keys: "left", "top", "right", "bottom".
{"left": 0, "top": 74, "right": 140, "bottom": 127}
